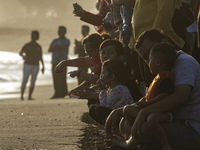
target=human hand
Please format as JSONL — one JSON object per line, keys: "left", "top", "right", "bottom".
{"left": 96, "top": 78, "right": 106, "bottom": 90}
{"left": 55, "top": 60, "right": 65, "bottom": 73}
{"left": 68, "top": 89, "right": 79, "bottom": 98}
{"left": 68, "top": 70, "right": 79, "bottom": 78}
{"left": 73, "top": 2, "right": 85, "bottom": 17}
{"left": 22, "top": 55, "right": 26, "bottom": 60}
{"left": 75, "top": 89, "right": 98, "bottom": 99}
{"left": 41, "top": 67, "right": 45, "bottom": 74}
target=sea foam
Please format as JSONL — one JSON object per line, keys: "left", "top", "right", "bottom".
{"left": 0, "top": 51, "right": 77, "bottom": 97}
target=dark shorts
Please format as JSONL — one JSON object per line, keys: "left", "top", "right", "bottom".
{"left": 162, "top": 120, "right": 200, "bottom": 150}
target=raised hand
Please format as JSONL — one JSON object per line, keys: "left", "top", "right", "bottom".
{"left": 55, "top": 60, "right": 66, "bottom": 73}
{"left": 73, "top": 2, "right": 85, "bottom": 17}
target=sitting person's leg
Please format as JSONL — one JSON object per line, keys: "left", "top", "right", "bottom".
{"left": 162, "top": 120, "right": 200, "bottom": 150}
{"left": 147, "top": 112, "right": 172, "bottom": 150}
{"left": 89, "top": 104, "right": 112, "bottom": 125}
{"left": 111, "top": 121, "right": 158, "bottom": 149}
{"left": 87, "top": 99, "right": 99, "bottom": 107}
{"left": 123, "top": 105, "right": 140, "bottom": 126}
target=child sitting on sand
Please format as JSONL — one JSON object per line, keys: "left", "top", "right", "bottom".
{"left": 89, "top": 59, "right": 134, "bottom": 125}
{"left": 108, "top": 42, "right": 177, "bottom": 150}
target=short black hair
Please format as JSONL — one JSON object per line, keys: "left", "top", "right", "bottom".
{"left": 82, "top": 25, "right": 90, "bottom": 32}
{"left": 135, "top": 29, "right": 166, "bottom": 51}
{"left": 150, "top": 42, "right": 177, "bottom": 69}
{"left": 31, "top": 30, "right": 39, "bottom": 40}
{"left": 99, "top": 39, "right": 125, "bottom": 56}
{"left": 32, "top": 30, "right": 39, "bottom": 37}
{"left": 103, "top": 60, "right": 128, "bottom": 83}
{"left": 82, "top": 33, "right": 111, "bottom": 50}
{"left": 59, "top": 26, "right": 67, "bottom": 34}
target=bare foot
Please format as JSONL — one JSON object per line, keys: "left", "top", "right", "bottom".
{"left": 110, "top": 135, "right": 126, "bottom": 148}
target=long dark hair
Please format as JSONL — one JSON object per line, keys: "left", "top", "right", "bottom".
{"left": 103, "top": 60, "right": 128, "bottom": 84}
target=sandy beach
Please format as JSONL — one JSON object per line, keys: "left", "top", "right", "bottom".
{"left": 0, "top": 83, "right": 106, "bottom": 150}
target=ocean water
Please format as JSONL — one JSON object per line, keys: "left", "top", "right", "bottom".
{"left": 0, "top": 0, "right": 98, "bottom": 99}
{"left": 0, "top": 51, "right": 78, "bottom": 99}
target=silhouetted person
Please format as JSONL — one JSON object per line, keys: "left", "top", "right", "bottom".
{"left": 48, "top": 26, "right": 70, "bottom": 99}
{"left": 19, "top": 30, "right": 45, "bottom": 100}
{"left": 74, "top": 25, "right": 90, "bottom": 85}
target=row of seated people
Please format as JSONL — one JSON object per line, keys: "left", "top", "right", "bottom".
{"left": 55, "top": 0, "right": 200, "bottom": 149}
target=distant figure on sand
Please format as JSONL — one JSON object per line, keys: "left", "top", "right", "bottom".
{"left": 48, "top": 26, "right": 70, "bottom": 99}
{"left": 74, "top": 25, "right": 90, "bottom": 85}
{"left": 19, "top": 30, "right": 45, "bottom": 100}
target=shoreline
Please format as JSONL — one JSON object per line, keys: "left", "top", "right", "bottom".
{"left": 0, "top": 82, "right": 78, "bottom": 100}
{"left": 0, "top": 81, "right": 108, "bottom": 149}
{"left": 0, "top": 83, "right": 91, "bottom": 149}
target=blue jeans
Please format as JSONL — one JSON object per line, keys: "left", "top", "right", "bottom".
{"left": 22, "top": 64, "right": 39, "bottom": 89}
{"left": 120, "top": 5, "right": 133, "bottom": 32}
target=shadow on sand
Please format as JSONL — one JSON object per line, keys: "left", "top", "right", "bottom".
{"left": 78, "top": 112, "right": 110, "bottom": 150}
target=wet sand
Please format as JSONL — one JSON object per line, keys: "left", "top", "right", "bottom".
{"left": 0, "top": 84, "right": 107, "bottom": 150}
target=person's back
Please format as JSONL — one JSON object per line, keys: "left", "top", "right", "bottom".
{"left": 130, "top": 0, "right": 184, "bottom": 49}
{"left": 128, "top": 0, "right": 184, "bottom": 91}
{"left": 172, "top": 50, "right": 200, "bottom": 123}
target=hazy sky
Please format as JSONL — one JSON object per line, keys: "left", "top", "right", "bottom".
{"left": 0, "top": 0, "right": 97, "bottom": 29}
{"left": 0, "top": 0, "right": 98, "bottom": 52}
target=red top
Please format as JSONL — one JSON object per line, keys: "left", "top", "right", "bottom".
{"left": 80, "top": 0, "right": 111, "bottom": 32}
{"left": 146, "top": 71, "right": 174, "bottom": 101}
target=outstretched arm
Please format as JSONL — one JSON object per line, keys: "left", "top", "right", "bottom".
{"left": 48, "top": 45, "right": 68, "bottom": 52}
{"left": 136, "top": 93, "right": 169, "bottom": 109}
{"left": 73, "top": 2, "right": 105, "bottom": 26}
{"left": 68, "top": 70, "right": 99, "bottom": 84}
{"left": 55, "top": 56, "right": 97, "bottom": 73}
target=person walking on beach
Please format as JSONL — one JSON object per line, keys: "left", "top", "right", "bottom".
{"left": 19, "top": 30, "right": 45, "bottom": 100}
{"left": 48, "top": 26, "right": 70, "bottom": 99}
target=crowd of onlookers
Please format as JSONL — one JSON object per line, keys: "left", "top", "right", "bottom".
{"left": 19, "top": 0, "right": 200, "bottom": 149}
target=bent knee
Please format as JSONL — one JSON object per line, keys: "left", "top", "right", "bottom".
{"left": 147, "top": 113, "right": 159, "bottom": 127}
{"left": 123, "top": 105, "right": 133, "bottom": 116}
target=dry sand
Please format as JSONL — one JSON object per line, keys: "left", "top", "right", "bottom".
{"left": 0, "top": 84, "right": 107, "bottom": 150}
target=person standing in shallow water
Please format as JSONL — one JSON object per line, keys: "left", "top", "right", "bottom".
{"left": 48, "top": 26, "right": 70, "bottom": 99}
{"left": 19, "top": 30, "right": 45, "bottom": 100}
